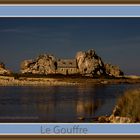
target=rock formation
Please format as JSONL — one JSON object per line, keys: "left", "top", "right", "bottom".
{"left": 0, "top": 62, "right": 11, "bottom": 75}
{"left": 97, "top": 105, "right": 132, "bottom": 123}
{"left": 21, "top": 49, "right": 124, "bottom": 77}
{"left": 76, "top": 49, "right": 105, "bottom": 76}
{"left": 108, "top": 106, "right": 132, "bottom": 123}
{"left": 21, "top": 54, "right": 57, "bottom": 75}
{"left": 104, "top": 63, "right": 123, "bottom": 77}
{"left": 76, "top": 49, "right": 124, "bottom": 77}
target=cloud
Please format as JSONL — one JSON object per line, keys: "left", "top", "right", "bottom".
{"left": 0, "top": 28, "right": 20, "bottom": 33}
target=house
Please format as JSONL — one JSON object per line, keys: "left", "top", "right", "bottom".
{"left": 56, "top": 59, "right": 79, "bottom": 75}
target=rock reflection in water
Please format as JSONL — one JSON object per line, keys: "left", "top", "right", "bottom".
{"left": 76, "top": 85, "right": 103, "bottom": 119}
{"left": 76, "top": 100, "right": 102, "bottom": 118}
{"left": 0, "top": 84, "right": 140, "bottom": 122}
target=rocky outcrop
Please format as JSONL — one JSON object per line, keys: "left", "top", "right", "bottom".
{"left": 76, "top": 49, "right": 123, "bottom": 77}
{"left": 109, "top": 115, "right": 132, "bottom": 123}
{"left": 108, "top": 106, "right": 133, "bottom": 123}
{"left": 0, "top": 62, "right": 11, "bottom": 75}
{"left": 105, "top": 63, "right": 123, "bottom": 77}
{"left": 97, "top": 115, "right": 132, "bottom": 123}
{"left": 76, "top": 49, "right": 105, "bottom": 76}
{"left": 97, "top": 105, "right": 133, "bottom": 123}
{"left": 21, "top": 54, "right": 57, "bottom": 75}
{"left": 21, "top": 49, "right": 124, "bottom": 77}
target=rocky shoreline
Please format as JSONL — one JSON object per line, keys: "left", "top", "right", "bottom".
{"left": 0, "top": 75, "right": 139, "bottom": 123}
{"left": 0, "top": 49, "right": 137, "bottom": 86}
{"left": 0, "top": 75, "right": 140, "bottom": 86}
{"left": 77, "top": 105, "right": 134, "bottom": 123}
{"left": 0, "top": 49, "right": 139, "bottom": 123}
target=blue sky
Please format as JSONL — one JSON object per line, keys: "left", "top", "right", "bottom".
{"left": 0, "top": 18, "right": 140, "bottom": 75}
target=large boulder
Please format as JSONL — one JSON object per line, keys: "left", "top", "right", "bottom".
{"left": 76, "top": 49, "right": 105, "bottom": 76}
{"left": 21, "top": 54, "right": 57, "bottom": 75}
{"left": 76, "top": 49, "right": 124, "bottom": 77}
{"left": 105, "top": 63, "right": 124, "bottom": 77}
{"left": 109, "top": 106, "right": 133, "bottom": 123}
{"left": 0, "top": 62, "right": 11, "bottom": 75}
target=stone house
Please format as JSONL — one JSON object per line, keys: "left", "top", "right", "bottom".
{"left": 56, "top": 59, "right": 79, "bottom": 75}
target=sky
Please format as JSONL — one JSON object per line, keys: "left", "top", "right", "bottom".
{"left": 0, "top": 18, "right": 140, "bottom": 75}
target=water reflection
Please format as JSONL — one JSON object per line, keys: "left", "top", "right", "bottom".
{"left": 0, "top": 84, "right": 139, "bottom": 122}
{"left": 76, "top": 85, "right": 103, "bottom": 118}
{"left": 76, "top": 100, "right": 102, "bottom": 118}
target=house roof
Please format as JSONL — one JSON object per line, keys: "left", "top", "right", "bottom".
{"left": 57, "top": 59, "right": 77, "bottom": 68}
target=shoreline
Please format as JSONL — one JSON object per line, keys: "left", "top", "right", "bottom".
{"left": 0, "top": 75, "right": 139, "bottom": 123}
{"left": 1, "top": 75, "right": 140, "bottom": 86}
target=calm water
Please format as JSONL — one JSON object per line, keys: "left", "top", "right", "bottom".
{"left": 0, "top": 84, "right": 139, "bottom": 122}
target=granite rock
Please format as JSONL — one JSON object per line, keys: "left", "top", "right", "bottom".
{"left": 0, "top": 62, "right": 11, "bottom": 75}
{"left": 21, "top": 49, "right": 124, "bottom": 77}
{"left": 75, "top": 49, "right": 105, "bottom": 76}
{"left": 21, "top": 54, "right": 57, "bottom": 75}
{"left": 105, "top": 63, "right": 124, "bottom": 77}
